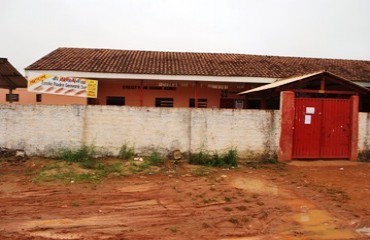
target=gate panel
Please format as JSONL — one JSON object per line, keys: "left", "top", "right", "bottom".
{"left": 292, "top": 98, "right": 352, "bottom": 159}
{"left": 292, "top": 98, "right": 322, "bottom": 158}
{"left": 321, "top": 99, "right": 351, "bottom": 158}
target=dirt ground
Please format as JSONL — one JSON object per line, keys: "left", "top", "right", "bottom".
{"left": 1, "top": 158, "right": 370, "bottom": 240}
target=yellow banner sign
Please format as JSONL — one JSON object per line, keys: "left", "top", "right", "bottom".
{"left": 28, "top": 75, "right": 98, "bottom": 98}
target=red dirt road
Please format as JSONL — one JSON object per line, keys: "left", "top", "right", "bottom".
{"left": 1, "top": 159, "right": 370, "bottom": 239}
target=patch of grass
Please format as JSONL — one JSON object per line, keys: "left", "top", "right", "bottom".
{"left": 147, "top": 151, "right": 164, "bottom": 166}
{"left": 56, "top": 145, "right": 96, "bottom": 163}
{"left": 190, "top": 166, "right": 211, "bottom": 176}
{"left": 128, "top": 160, "right": 151, "bottom": 174}
{"left": 54, "top": 145, "right": 103, "bottom": 170}
{"left": 244, "top": 151, "right": 286, "bottom": 169}
{"left": 189, "top": 149, "right": 238, "bottom": 167}
{"left": 41, "top": 162, "right": 62, "bottom": 171}
{"left": 109, "top": 161, "right": 124, "bottom": 173}
{"left": 118, "top": 144, "right": 135, "bottom": 160}
{"left": 32, "top": 168, "right": 107, "bottom": 183}
{"left": 224, "top": 196, "right": 232, "bottom": 202}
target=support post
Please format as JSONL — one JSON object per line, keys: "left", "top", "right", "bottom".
{"left": 278, "top": 91, "right": 295, "bottom": 161}
{"left": 195, "top": 81, "right": 198, "bottom": 108}
{"left": 350, "top": 95, "right": 359, "bottom": 161}
{"left": 140, "top": 80, "right": 144, "bottom": 107}
{"left": 8, "top": 89, "right": 13, "bottom": 103}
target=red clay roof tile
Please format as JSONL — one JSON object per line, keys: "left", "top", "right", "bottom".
{"left": 26, "top": 47, "right": 370, "bottom": 82}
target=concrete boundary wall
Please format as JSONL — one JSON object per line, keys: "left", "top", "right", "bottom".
{"left": 359, "top": 112, "right": 370, "bottom": 152}
{"left": 0, "top": 105, "right": 280, "bottom": 157}
{"left": 1, "top": 105, "right": 368, "bottom": 157}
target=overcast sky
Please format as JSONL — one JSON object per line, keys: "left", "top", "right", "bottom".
{"left": 1, "top": 0, "right": 370, "bottom": 74}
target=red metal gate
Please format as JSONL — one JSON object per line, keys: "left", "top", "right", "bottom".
{"left": 292, "top": 98, "right": 352, "bottom": 159}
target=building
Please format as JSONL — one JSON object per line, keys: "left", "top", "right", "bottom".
{"left": 0, "top": 58, "right": 27, "bottom": 100}
{"left": 1, "top": 47, "right": 370, "bottom": 111}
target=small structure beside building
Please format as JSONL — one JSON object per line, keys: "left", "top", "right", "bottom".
{"left": 0, "top": 58, "right": 27, "bottom": 102}
{"left": 239, "top": 71, "right": 370, "bottom": 161}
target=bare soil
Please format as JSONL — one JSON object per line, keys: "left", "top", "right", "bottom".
{"left": 1, "top": 158, "right": 370, "bottom": 240}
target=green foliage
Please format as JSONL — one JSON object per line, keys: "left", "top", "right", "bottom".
{"left": 190, "top": 166, "right": 211, "bottom": 176}
{"left": 118, "top": 144, "right": 135, "bottom": 160}
{"left": 54, "top": 145, "right": 103, "bottom": 170}
{"left": 244, "top": 151, "right": 284, "bottom": 169}
{"left": 189, "top": 149, "right": 238, "bottom": 167}
{"left": 223, "top": 149, "right": 238, "bottom": 166}
{"left": 147, "top": 151, "right": 164, "bottom": 166}
{"left": 56, "top": 145, "right": 96, "bottom": 163}
{"left": 33, "top": 170, "right": 107, "bottom": 183}
{"left": 109, "top": 161, "right": 124, "bottom": 173}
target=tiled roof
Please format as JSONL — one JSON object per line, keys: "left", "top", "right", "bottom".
{"left": 0, "top": 58, "right": 27, "bottom": 89}
{"left": 26, "top": 47, "right": 370, "bottom": 82}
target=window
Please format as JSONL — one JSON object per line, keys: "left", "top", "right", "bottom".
{"left": 189, "top": 98, "right": 207, "bottom": 108}
{"left": 36, "top": 94, "right": 42, "bottom": 102}
{"left": 235, "top": 99, "right": 244, "bottom": 109}
{"left": 6, "top": 94, "right": 19, "bottom": 102}
{"left": 106, "top": 96, "right": 125, "bottom": 106}
{"left": 88, "top": 98, "right": 99, "bottom": 105}
{"left": 155, "top": 98, "right": 173, "bottom": 107}
{"left": 247, "top": 99, "right": 261, "bottom": 109}
{"left": 220, "top": 98, "right": 234, "bottom": 109}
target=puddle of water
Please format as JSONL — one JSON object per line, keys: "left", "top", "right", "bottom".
{"left": 231, "top": 177, "right": 359, "bottom": 240}
{"left": 291, "top": 209, "right": 357, "bottom": 239}
{"left": 356, "top": 227, "right": 370, "bottom": 236}
{"left": 24, "top": 214, "right": 125, "bottom": 229}
{"left": 29, "top": 231, "right": 81, "bottom": 240}
{"left": 232, "top": 178, "right": 279, "bottom": 196}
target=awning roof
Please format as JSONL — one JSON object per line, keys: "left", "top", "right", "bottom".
{"left": 238, "top": 71, "right": 370, "bottom": 95}
{"left": 0, "top": 58, "right": 27, "bottom": 89}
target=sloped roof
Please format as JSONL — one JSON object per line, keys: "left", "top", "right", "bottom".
{"left": 0, "top": 58, "right": 27, "bottom": 89}
{"left": 238, "top": 71, "right": 370, "bottom": 95}
{"left": 26, "top": 47, "right": 370, "bottom": 82}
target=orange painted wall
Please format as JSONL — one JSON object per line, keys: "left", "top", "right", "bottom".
{"left": 0, "top": 79, "right": 250, "bottom": 107}
{"left": 96, "top": 79, "right": 247, "bottom": 108}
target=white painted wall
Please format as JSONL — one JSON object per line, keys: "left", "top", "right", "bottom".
{"left": 0, "top": 105, "right": 280, "bottom": 157}
{"left": 1, "top": 104, "right": 368, "bottom": 158}
{"left": 359, "top": 112, "right": 370, "bottom": 151}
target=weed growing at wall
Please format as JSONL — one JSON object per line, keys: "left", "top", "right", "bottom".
{"left": 243, "top": 150, "right": 285, "bottom": 169}
{"left": 54, "top": 145, "right": 103, "bottom": 170}
{"left": 147, "top": 151, "right": 164, "bottom": 166}
{"left": 56, "top": 145, "right": 96, "bottom": 163}
{"left": 189, "top": 149, "right": 238, "bottom": 167}
{"left": 118, "top": 144, "right": 135, "bottom": 160}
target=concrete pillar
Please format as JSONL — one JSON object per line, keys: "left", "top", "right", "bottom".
{"left": 350, "top": 95, "right": 359, "bottom": 161}
{"left": 278, "top": 91, "right": 295, "bottom": 161}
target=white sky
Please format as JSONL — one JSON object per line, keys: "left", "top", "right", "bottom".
{"left": 1, "top": 0, "right": 370, "bottom": 74}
